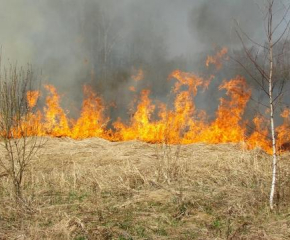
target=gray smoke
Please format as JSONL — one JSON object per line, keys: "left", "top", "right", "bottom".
{"left": 189, "top": 0, "right": 265, "bottom": 49}
{"left": 1, "top": 0, "right": 287, "bottom": 123}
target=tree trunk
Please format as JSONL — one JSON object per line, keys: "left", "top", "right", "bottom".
{"left": 268, "top": 28, "right": 277, "bottom": 211}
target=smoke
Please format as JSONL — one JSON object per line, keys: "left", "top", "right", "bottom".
{"left": 1, "top": 0, "right": 286, "bottom": 122}
{"left": 189, "top": 0, "right": 265, "bottom": 49}
{"left": 0, "top": 0, "right": 200, "bottom": 119}
{"left": 0, "top": 1, "right": 43, "bottom": 65}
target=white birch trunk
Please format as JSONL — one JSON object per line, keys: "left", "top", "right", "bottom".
{"left": 268, "top": 17, "right": 278, "bottom": 210}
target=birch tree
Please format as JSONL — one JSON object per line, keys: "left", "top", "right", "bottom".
{"left": 236, "top": 0, "right": 290, "bottom": 210}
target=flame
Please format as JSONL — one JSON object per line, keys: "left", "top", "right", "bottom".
{"left": 27, "top": 91, "right": 41, "bottom": 109}
{"left": 14, "top": 71, "right": 280, "bottom": 154}
{"left": 9, "top": 48, "right": 290, "bottom": 154}
{"left": 132, "top": 68, "right": 144, "bottom": 81}
{"left": 191, "top": 76, "right": 251, "bottom": 144}
{"left": 43, "top": 85, "right": 71, "bottom": 137}
{"left": 71, "top": 85, "right": 107, "bottom": 139}
{"left": 206, "top": 47, "right": 229, "bottom": 70}
{"left": 247, "top": 114, "right": 271, "bottom": 153}
{"left": 129, "top": 68, "right": 144, "bottom": 92}
{"left": 277, "top": 108, "right": 290, "bottom": 151}
{"left": 113, "top": 89, "right": 159, "bottom": 142}
{"left": 112, "top": 71, "right": 253, "bottom": 147}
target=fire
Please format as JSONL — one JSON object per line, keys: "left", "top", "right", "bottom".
{"left": 10, "top": 48, "right": 290, "bottom": 154}
{"left": 113, "top": 89, "right": 161, "bottom": 142}
{"left": 27, "top": 91, "right": 41, "bottom": 109}
{"left": 19, "top": 85, "right": 108, "bottom": 140}
{"left": 129, "top": 68, "right": 144, "bottom": 92}
{"left": 131, "top": 68, "right": 144, "bottom": 82}
{"left": 247, "top": 115, "right": 271, "bottom": 153}
{"left": 206, "top": 47, "right": 229, "bottom": 70}
{"left": 71, "top": 85, "right": 107, "bottom": 139}
{"left": 129, "top": 86, "right": 136, "bottom": 92}
{"left": 192, "top": 76, "right": 251, "bottom": 144}
{"left": 277, "top": 109, "right": 290, "bottom": 151}
{"left": 43, "top": 85, "right": 71, "bottom": 137}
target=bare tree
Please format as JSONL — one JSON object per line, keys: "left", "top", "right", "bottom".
{"left": 235, "top": 0, "right": 290, "bottom": 210}
{"left": 0, "top": 61, "right": 42, "bottom": 203}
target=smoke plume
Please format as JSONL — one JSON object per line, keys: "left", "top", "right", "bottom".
{"left": 1, "top": 0, "right": 287, "bottom": 122}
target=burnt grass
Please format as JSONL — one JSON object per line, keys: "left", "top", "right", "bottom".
{"left": 0, "top": 137, "right": 290, "bottom": 239}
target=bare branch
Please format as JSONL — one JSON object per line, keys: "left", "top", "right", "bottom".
{"left": 236, "top": 30, "right": 270, "bottom": 80}
{"left": 235, "top": 19, "right": 269, "bottom": 50}
{"left": 230, "top": 55, "right": 269, "bottom": 96}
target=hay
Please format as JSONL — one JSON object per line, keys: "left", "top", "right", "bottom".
{"left": 0, "top": 137, "right": 290, "bottom": 239}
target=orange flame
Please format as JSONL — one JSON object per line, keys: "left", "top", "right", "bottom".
{"left": 10, "top": 48, "right": 290, "bottom": 155}
{"left": 15, "top": 71, "right": 279, "bottom": 154}
{"left": 206, "top": 47, "right": 229, "bottom": 70}
{"left": 277, "top": 108, "right": 290, "bottom": 151}
{"left": 247, "top": 114, "right": 271, "bottom": 153}
{"left": 43, "top": 85, "right": 71, "bottom": 137}
{"left": 27, "top": 91, "right": 41, "bottom": 109}
{"left": 192, "top": 76, "right": 251, "bottom": 144}
{"left": 71, "top": 85, "right": 107, "bottom": 139}
{"left": 132, "top": 68, "right": 144, "bottom": 82}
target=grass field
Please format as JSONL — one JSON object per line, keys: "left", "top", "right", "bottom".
{"left": 1, "top": 137, "right": 290, "bottom": 239}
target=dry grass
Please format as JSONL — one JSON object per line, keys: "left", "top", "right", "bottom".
{"left": 1, "top": 137, "right": 290, "bottom": 239}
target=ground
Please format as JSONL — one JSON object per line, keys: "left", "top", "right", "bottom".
{"left": 0, "top": 137, "right": 290, "bottom": 239}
